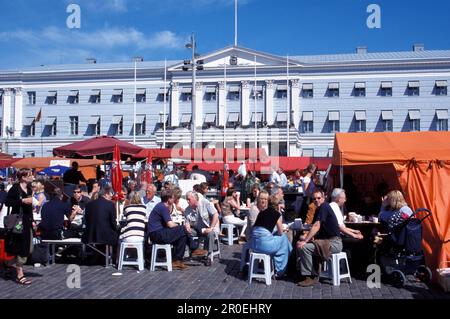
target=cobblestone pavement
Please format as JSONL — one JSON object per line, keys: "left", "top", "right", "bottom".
{"left": 0, "top": 243, "right": 448, "bottom": 299}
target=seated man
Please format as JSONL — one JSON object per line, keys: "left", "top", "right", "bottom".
{"left": 69, "top": 186, "right": 91, "bottom": 234}
{"left": 147, "top": 189, "right": 206, "bottom": 270}
{"left": 82, "top": 187, "right": 119, "bottom": 247}
{"left": 296, "top": 188, "right": 342, "bottom": 287}
{"left": 40, "top": 188, "right": 78, "bottom": 240}
{"left": 329, "top": 188, "right": 363, "bottom": 240}
{"left": 185, "top": 191, "right": 220, "bottom": 266}
{"left": 141, "top": 184, "right": 161, "bottom": 219}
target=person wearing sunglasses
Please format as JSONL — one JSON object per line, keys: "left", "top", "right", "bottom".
{"left": 69, "top": 186, "right": 90, "bottom": 233}
{"left": 296, "top": 188, "right": 342, "bottom": 287}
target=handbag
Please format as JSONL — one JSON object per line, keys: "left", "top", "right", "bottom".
{"left": 4, "top": 204, "right": 24, "bottom": 235}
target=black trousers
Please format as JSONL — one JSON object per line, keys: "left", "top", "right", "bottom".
{"left": 149, "top": 226, "right": 188, "bottom": 261}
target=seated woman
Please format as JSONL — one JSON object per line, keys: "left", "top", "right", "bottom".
{"left": 378, "top": 190, "right": 414, "bottom": 231}
{"left": 119, "top": 191, "right": 147, "bottom": 243}
{"left": 170, "top": 187, "right": 188, "bottom": 225}
{"left": 221, "top": 188, "right": 247, "bottom": 242}
{"left": 250, "top": 195, "right": 293, "bottom": 278}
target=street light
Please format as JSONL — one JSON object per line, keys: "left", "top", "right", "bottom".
{"left": 132, "top": 56, "right": 143, "bottom": 144}
{"left": 184, "top": 33, "right": 204, "bottom": 148}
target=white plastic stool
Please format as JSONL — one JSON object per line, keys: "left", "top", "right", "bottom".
{"left": 239, "top": 242, "right": 250, "bottom": 271}
{"left": 150, "top": 244, "right": 172, "bottom": 272}
{"left": 248, "top": 252, "right": 274, "bottom": 285}
{"left": 118, "top": 241, "right": 145, "bottom": 271}
{"left": 320, "top": 252, "right": 352, "bottom": 286}
{"left": 220, "top": 223, "right": 239, "bottom": 246}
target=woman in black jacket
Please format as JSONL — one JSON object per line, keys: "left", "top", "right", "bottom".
{"left": 5, "top": 168, "right": 34, "bottom": 285}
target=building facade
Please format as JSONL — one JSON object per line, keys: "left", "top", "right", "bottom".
{"left": 0, "top": 45, "right": 449, "bottom": 158}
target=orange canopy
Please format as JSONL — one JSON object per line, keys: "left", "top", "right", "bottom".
{"left": 12, "top": 157, "right": 103, "bottom": 180}
{"left": 332, "top": 132, "right": 450, "bottom": 278}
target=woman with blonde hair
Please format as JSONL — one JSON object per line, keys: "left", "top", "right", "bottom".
{"left": 119, "top": 191, "right": 147, "bottom": 243}
{"left": 31, "top": 180, "right": 47, "bottom": 217}
{"left": 379, "top": 190, "right": 414, "bottom": 230}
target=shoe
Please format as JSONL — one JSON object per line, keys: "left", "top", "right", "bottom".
{"left": 172, "top": 260, "right": 189, "bottom": 270}
{"left": 296, "top": 276, "right": 318, "bottom": 287}
{"left": 204, "top": 259, "right": 212, "bottom": 267}
{"left": 238, "top": 237, "right": 247, "bottom": 245}
{"left": 191, "top": 249, "right": 208, "bottom": 257}
{"left": 16, "top": 276, "right": 32, "bottom": 285}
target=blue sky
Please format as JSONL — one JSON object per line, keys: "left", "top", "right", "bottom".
{"left": 1, "top": 0, "right": 450, "bottom": 69}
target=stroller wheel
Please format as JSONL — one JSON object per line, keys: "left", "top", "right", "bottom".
{"left": 414, "top": 265, "right": 432, "bottom": 283}
{"left": 391, "top": 270, "right": 406, "bottom": 288}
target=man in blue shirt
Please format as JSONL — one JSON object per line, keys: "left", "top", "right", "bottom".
{"left": 296, "top": 188, "right": 342, "bottom": 287}
{"left": 147, "top": 189, "right": 206, "bottom": 270}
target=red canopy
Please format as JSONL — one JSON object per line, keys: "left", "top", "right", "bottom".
{"left": 53, "top": 136, "right": 143, "bottom": 158}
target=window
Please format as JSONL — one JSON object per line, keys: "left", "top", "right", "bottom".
{"left": 381, "top": 110, "right": 393, "bottom": 132}
{"left": 328, "top": 111, "right": 340, "bottom": 133}
{"left": 0, "top": 119, "right": 2, "bottom": 135}
{"left": 227, "top": 112, "right": 240, "bottom": 128}
{"left": 46, "top": 91, "right": 57, "bottom": 104}
{"left": 70, "top": 116, "right": 79, "bottom": 135}
{"left": 68, "top": 90, "right": 79, "bottom": 104}
{"left": 302, "top": 83, "right": 313, "bottom": 98}
{"left": 111, "top": 115, "right": 123, "bottom": 135}
{"left": 180, "top": 113, "right": 192, "bottom": 128}
{"left": 205, "top": 86, "right": 217, "bottom": 101}
{"left": 204, "top": 113, "right": 216, "bottom": 127}
{"left": 90, "top": 90, "right": 101, "bottom": 103}
{"left": 276, "top": 84, "right": 288, "bottom": 99}
{"left": 157, "top": 88, "right": 169, "bottom": 102}
{"left": 302, "top": 111, "right": 313, "bottom": 133}
{"left": 89, "top": 116, "right": 101, "bottom": 135}
{"left": 355, "top": 111, "right": 366, "bottom": 132}
{"left": 0, "top": 91, "right": 3, "bottom": 105}
{"left": 45, "top": 117, "right": 57, "bottom": 136}
{"left": 328, "top": 83, "right": 339, "bottom": 97}
{"left": 112, "top": 89, "right": 123, "bottom": 103}
{"left": 436, "top": 109, "right": 448, "bottom": 131}
{"left": 408, "top": 110, "right": 420, "bottom": 131}
{"left": 251, "top": 112, "right": 263, "bottom": 128}
{"left": 435, "top": 81, "right": 448, "bottom": 96}
{"left": 228, "top": 86, "right": 240, "bottom": 100}
{"left": 24, "top": 117, "right": 35, "bottom": 136}
{"left": 252, "top": 86, "right": 263, "bottom": 100}
{"left": 135, "top": 115, "right": 146, "bottom": 135}
{"left": 275, "top": 112, "right": 288, "bottom": 127}
{"left": 180, "top": 87, "right": 192, "bottom": 101}
{"left": 136, "top": 88, "right": 146, "bottom": 103}
{"left": 354, "top": 82, "right": 366, "bottom": 97}
{"left": 407, "top": 81, "right": 420, "bottom": 96}
{"left": 380, "top": 82, "right": 393, "bottom": 97}
{"left": 27, "top": 91, "right": 36, "bottom": 105}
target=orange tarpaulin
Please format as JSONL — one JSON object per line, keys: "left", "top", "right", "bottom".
{"left": 331, "top": 132, "right": 450, "bottom": 279}
{"left": 12, "top": 157, "right": 103, "bottom": 180}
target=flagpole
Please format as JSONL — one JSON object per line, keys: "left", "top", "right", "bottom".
{"left": 163, "top": 59, "right": 167, "bottom": 149}
{"left": 286, "top": 55, "right": 290, "bottom": 157}
{"left": 223, "top": 58, "right": 227, "bottom": 150}
{"left": 40, "top": 120, "right": 43, "bottom": 157}
{"left": 254, "top": 55, "right": 257, "bottom": 150}
{"left": 234, "top": 0, "right": 238, "bottom": 46}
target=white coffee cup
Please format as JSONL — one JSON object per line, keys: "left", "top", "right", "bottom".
{"left": 373, "top": 217, "right": 379, "bottom": 223}
{"left": 294, "top": 218, "right": 302, "bottom": 229}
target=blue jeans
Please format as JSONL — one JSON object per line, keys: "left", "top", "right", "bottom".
{"left": 250, "top": 227, "right": 292, "bottom": 275}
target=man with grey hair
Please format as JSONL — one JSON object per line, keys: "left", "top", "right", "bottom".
{"left": 330, "top": 188, "right": 363, "bottom": 239}
{"left": 185, "top": 191, "right": 220, "bottom": 266}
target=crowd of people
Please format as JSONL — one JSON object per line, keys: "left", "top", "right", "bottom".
{"left": 0, "top": 160, "right": 415, "bottom": 287}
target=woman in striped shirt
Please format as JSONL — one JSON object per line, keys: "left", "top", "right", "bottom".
{"left": 119, "top": 191, "right": 147, "bottom": 243}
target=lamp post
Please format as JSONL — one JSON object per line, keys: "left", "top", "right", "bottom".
{"left": 132, "top": 57, "right": 143, "bottom": 144}
{"left": 184, "top": 33, "right": 203, "bottom": 149}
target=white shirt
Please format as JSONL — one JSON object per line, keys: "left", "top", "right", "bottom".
{"left": 142, "top": 195, "right": 161, "bottom": 218}
{"left": 190, "top": 172, "right": 207, "bottom": 183}
{"left": 329, "top": 202, "right": 344, "bottom": 226}
{"left": 270, "top": 171, "right": 281, "bottom": 186}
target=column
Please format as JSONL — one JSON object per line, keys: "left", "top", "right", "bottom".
{"left": 2, "top": 88, "right": 12, "bottom": 137}
{"left": 265, "top": 80, "right": 274, "bottom": 126}
{"left": 194, "top": 81, "right": 203, "bottom": 128}
{"left": 218, "top": 81, "right": 226, "bottom": 127}
{"left": 170, "top": 82, "right": 179, "bottom": 127}
{"left": 14, "top": 88, "right": 23, "bottom": 137}
{"left": 241, "top": 80, "right": 250, "bottom": 126}
{"left": 291, "top": 79, "right": 300, "bottom": 130}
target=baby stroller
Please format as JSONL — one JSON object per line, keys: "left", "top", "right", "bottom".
{"left": 375, "top": 208, "right": 433, "bottom": 287}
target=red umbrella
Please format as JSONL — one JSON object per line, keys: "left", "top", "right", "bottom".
{"left": 53, "top": 136, "right": 143, "bottom": 159}
{"left": 111, "top": 144, "right": 124, "bottom": 201}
